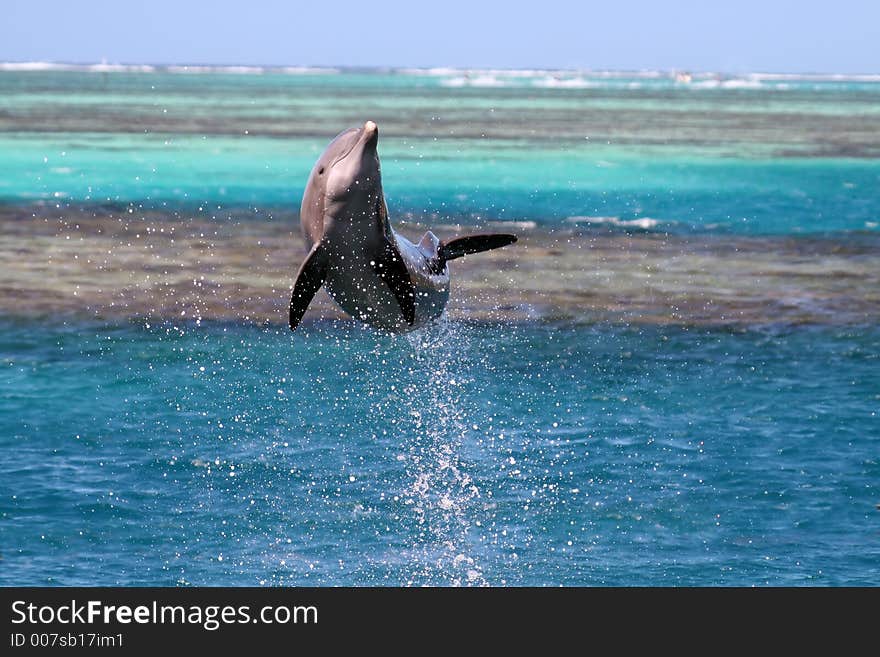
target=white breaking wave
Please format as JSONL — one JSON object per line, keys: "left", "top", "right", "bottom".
{"left": 689, "top": 78, "right": 764, "bottom": 90}
{"left": 400, "top": 67, "right": 675, "bottom": 79}
{"left": 418, "top": 67, "right": 880, "bottom": 92}
{"left": 88, "top": 63, "right": 156, "bottom": 73}
{"left": 2, "top": 62, "right": 877, "bottom": 84}
{"left": 0, "top": 61, "right": 156, "bottom": 73}
{"left": 279, "top": 66, "right": 340, "bottom": 75}
{"left": 0, "top": 61, "right": 77, "bottom": 72}
{"left": 166, "top": 65, "right": 265, "bottom": 75}
{"left": 441, "top": 74, "right": 509, "bottom": 88}
{"left": 748, "top": 72, "right": 880, "bottom": 82}
{"left": 486, "top": 220, "right": 537, "bottom": 231}
{"left": 566, "top": 216, "right": 664, "bottom": 230}
{"left": 0, "top": 61, "right": 339, "bottom": 75}
{"left": 398, "top": 67, "right": 470, "bottom": 77}
{"left": 532, "top": 76, "right": 597, "bottom": 89}
{"left": 403, "top": 67, "right": 567, "bottom": 78}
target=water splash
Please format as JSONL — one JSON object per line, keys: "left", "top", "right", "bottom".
{"left": 378, "top": 317, "right": 487, "bottom": 586}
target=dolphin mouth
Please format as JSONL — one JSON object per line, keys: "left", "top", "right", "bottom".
{"left": 362, "top": 120, "right": 378, "bottom": 149}
{"left": 330, "top": 121, "right": 379, "bottom": 168}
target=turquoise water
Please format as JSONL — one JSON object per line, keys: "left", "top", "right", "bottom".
{"left": 1, "top": 68, "right": 879, "bottom": 586}
{"left": 1, "top": 319, "right": 878, "bottom": 585}
{"left": 3, "top": 131, "right": 879, "bottom": 234}
{"left": 1, "top": 69, "right": 879, "bottom": 234}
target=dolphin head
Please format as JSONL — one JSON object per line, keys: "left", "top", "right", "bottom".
{"left": 323, "top": 121, "right": 381, "bottom": 206}
{"left": 300, "top": 121, "right": 384, "bottom": 244}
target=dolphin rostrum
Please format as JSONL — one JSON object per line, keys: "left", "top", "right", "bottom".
{"left": 288, "top": 121, "right": 517, "bottom": 333}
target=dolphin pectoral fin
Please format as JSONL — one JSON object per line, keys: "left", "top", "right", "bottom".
{"left": 373, "top": 241, "right": 416, "bottom": 326}
{"left": 439, "top": 233, "right": 518, "bottom": 265}
{"left": 289, "top": 242, "right": 329, "bottom": 331}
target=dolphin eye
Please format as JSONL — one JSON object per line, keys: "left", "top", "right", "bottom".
{"left": 318, "top": 167, "right": 325, "bottom": 175}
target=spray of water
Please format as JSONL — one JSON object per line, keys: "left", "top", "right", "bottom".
{"left": 380, "top": 316, "right": 487, "bottom": 586}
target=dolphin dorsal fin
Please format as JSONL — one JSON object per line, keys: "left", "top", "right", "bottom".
{"left": 417, "top": 231, "right": 441, "bottom": 258}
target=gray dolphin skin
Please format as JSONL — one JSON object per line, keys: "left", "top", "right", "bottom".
{"left": 288, "top": 121, "right": 517, "bottom": 333}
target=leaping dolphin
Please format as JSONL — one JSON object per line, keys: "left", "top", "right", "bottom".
{"left": 288, "top": 121, "right": 517, "bottom": 333}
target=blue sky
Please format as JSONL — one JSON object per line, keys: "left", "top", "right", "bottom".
{"left": 2, "top": 0, "right": 878, "bottom": 73}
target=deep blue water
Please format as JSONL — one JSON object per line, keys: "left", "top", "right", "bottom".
{"left": 2, "top": 319, "right": 878, "bottom": 586}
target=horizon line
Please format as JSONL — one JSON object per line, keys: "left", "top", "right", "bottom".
{"left": 1, "top": 60, "right": 879, "bottom": 80}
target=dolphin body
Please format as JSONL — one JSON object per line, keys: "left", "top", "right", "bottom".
{"left": 288, "top": 121, "right": 517, "bottom": 333}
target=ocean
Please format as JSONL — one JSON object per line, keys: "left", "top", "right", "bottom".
{"left": 0, "top": 65, "right": 878, "bottom": 585}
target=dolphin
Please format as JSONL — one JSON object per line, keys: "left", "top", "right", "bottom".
{"left": 288, "top": 121, "right": 517, "bottom": 333}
